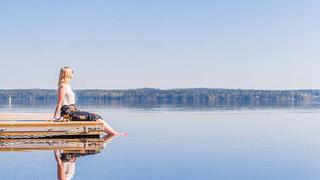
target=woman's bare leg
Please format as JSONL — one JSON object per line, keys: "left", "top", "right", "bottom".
{"left": 97, "top": 119, "right": 128, "bottom": 136}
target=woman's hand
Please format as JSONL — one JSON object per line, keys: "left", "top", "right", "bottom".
{"left": 48, "top": 117, "right": 61, "bottom": 122}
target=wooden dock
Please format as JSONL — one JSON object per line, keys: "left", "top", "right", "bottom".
{"left": 0, "top": 113, "right": 104, "bottom": 138}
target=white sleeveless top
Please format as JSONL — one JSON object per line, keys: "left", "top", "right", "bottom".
{"left": 62, "top": 161, "right": 75, "bottom": 180}
{"left": 62, "top": 84, "right": 76, "bottom": 105}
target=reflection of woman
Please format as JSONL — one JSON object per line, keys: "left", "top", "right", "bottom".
{"left": 54, "top": 150, "right": 76, "bottom": 180}
{"left": 52, "top": 67, "right": 127, "bottom": 136}
{"left": 54, "top": 135, "right": 116, "bottom": 180}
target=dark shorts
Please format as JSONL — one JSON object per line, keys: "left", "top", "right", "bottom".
{"left": 60, "top": 105, "right": 102, "bottom": 121}
{"left": 69, "top": 111, "right": 102, "bottom": 121}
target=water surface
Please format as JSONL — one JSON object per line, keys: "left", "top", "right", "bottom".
{"left": 0, "top": 107, "right": 320, "bottom": 180}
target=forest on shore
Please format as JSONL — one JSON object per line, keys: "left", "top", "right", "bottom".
{"left": 0, "top": 88, "right": 320, "bottom": 107}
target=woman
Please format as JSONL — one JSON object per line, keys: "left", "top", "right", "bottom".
{"left": 53, "top": 67, "right": 127, "bottom": 136}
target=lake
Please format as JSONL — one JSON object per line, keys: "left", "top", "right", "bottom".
{"left": 0, "top": 106, "right": 320, "bottom": 180}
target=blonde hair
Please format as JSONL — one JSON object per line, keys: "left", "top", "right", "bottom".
{"left": 58, "top": 67, "right": 73, "bottom": 86}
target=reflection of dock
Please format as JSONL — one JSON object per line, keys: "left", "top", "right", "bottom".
{"left": 0, "top": 134, "right": 117, "bottom": 180}
{"left": 0, "top": 138, "right": 106, "bottom": 153}
{"left": 0, "top": 113, "right": 104, "bottom": 138}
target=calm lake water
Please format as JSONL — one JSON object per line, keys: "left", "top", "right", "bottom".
{"left": 0, "top": 106, "right": 320, "bottom": 180}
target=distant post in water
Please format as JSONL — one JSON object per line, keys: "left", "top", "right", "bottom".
{"left": 8, "top": 97, "right": 12, "bottom": 108}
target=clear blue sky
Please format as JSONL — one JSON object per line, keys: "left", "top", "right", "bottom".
{"left": 0, "top": 0, "right": 320, "bottom": 90}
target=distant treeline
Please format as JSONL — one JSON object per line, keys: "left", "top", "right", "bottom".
{"left": 1, "top": 88, "right": 320, "bottom": 107}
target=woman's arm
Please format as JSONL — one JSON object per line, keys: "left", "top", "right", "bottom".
{"left": 54, "top": 150, "right": 62, "bottom": 164}
{"left": 54, "top": 150, "right": 66, "bottom": 180}
{"left": 53, "top": 85, "right": 65, "bottom": 119}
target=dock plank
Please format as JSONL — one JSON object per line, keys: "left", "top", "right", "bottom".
{"left": 0, "top": 113, "right": 52, "bottom": 121}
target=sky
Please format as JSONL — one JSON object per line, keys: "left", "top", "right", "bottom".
{"left": 0, "top": 0, "right": 320, "bottom": 90}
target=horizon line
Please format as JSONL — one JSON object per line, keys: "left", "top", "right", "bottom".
{"left": 0, "top": 87, "right": 320, "bottom": 91}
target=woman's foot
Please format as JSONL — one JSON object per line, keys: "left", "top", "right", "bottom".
{"left": 112, "top": 132, "right": 128, "bottom": 136}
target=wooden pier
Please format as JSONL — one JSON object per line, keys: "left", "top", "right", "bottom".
{"left": 0, "top": 113, "right": 104, "bottom": 138}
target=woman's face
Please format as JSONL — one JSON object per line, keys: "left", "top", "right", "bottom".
{"left": 70, "top": 70, "right": 74, "bottom": 79}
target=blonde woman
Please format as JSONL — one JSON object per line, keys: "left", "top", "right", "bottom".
{"left": 53, "top": 67, "right": 127, "bottom": 136}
